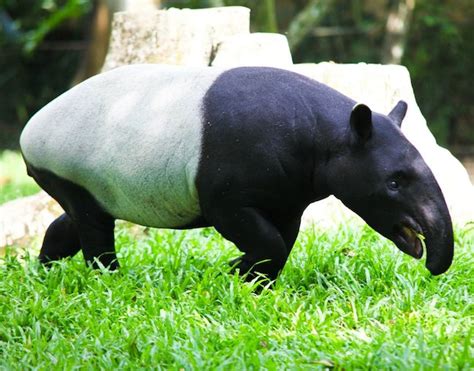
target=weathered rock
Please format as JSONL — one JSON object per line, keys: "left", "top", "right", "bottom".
{"left": 292, "top": 62, "right": 474, "bottom": 226}
{"left": 102, "top": 6, "right": 250, "bottom": 71}
{"left": 211, "top": 33, "right": 293, "bottom": 67}
{"left": 0, "top": 191, "right": 62, "bottom": 252}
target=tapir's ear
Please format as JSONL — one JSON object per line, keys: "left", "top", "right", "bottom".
{"left": 388, "top": 100, "right": 408, "bottom": 127}
{"left": 350, "top": 103, "right": 372, "bottom": 142}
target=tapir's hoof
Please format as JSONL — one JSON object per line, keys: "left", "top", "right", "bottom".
{"left": 228, "top": 257, "right": 276, "bottom": 290}
{"left": 229, "top": 257, "right": 252, "bottom": 279}
{"left": 87, "top": 257, "right": 120, "bottom": 271}
{"left": 38, "top": 254, "right": 55, "bottom": 269}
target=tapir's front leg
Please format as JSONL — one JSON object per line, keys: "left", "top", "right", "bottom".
{"left": 207, "top": 206, "right": 295, "bottom": 281}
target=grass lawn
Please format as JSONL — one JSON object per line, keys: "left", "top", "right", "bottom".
{"left": 0, "top": 150, "right": 473, "bottom": 368}
{"left": 0, "top": 224, "right": 472, "bottom": 369}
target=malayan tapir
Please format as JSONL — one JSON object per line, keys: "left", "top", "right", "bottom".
{"left": 20, "top": 65, "right": 454, "bottom": 281}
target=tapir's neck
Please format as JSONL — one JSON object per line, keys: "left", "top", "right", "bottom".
{"left": 302, "top": 85, "right": 356, "bottom": 202}
{"left": 201, "top": 66, "right": 357, "bottom": 206}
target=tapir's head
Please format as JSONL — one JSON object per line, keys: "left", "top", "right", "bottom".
{"left": 327, "top": 100, "right": 453, "bottom": 275}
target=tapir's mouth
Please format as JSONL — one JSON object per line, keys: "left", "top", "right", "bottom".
{"left": 393, "top": 221, "right": 424, "bottom": 259}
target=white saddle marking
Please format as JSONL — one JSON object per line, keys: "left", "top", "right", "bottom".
{"left": 21, "top": 64, "right": 224, "bottom": 228}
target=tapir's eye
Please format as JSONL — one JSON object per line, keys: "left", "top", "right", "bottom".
{"left": 387, "top": 171, "right": 410, "bottom": 192}
{"left": 388, "top": 180, "right": 400, "bottom": 191}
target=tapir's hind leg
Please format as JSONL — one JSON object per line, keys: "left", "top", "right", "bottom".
{"left": 26, "top": 164, "right": 118, "bottom": 270}
{"left": 41, "top": 214, "right": 117, "bottom": 269}
{"left": 76, "top": 218, "right": 118, "bottom": 270}
{"left": 39, "top": 213, "right": 81, "bottom": 264}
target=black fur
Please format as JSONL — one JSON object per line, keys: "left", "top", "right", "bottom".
{"left": 197, "top": 67, "right": 452, "bottom": 278}
{"left": 26, "top": 163, "right": 117, "bottom": 269}
{"left": 196, "top": 67, "right": 340, "bottom": 279}
{"left": 23, "top": 66, "right": 453, "bottom": 280}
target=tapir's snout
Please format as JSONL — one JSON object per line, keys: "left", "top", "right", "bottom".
{"left": 423, "top": 202, "right": 454, "bottom": 275}
{"left": 414, "top": 176, "right": 454, "bottom": 275}
{"left": 391, "top": 189, "right": 454, "bottom": 275}
{"left": 425, "top": 232, "right": 454, "bottom": 275}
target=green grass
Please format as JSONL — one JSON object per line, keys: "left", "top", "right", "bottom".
{"left": 0, "top": 223, "right": 473, "bottom": 369}
{"left": 0, "top": 150, "right": 40, "bottom": 204}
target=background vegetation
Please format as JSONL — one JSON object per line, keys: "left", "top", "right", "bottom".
{"left": 0, "top": 150, "right": 40, "bottom": 204}
{"left": 0, "top": 0, "right": 473, "bottom": 151}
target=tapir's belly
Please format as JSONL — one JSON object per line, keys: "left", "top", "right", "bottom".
{"left": 20, "top": 65, "right": 223, "bottom": 228}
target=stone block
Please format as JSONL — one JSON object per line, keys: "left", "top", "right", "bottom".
{"left": 102, "top": 6, "right": 250, "bottom": 71}
{"left": 211, "top": 33, "right": 293, "bottom": 67}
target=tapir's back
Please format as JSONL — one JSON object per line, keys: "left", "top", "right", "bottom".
{"left": 20, "top": 64, "right": 223, "bottom": 228}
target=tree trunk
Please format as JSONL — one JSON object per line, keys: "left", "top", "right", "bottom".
{"left": 286, "top": 0, "right": 333, "bottom": 51}
{"left": 264, "top": 0, "right": 278, "bottom": 33}
{"left": 381, "top": 0, "right": 416, "bottom": 64}
{"left": 72, "top": 0, "right": 111, "bottom": 85}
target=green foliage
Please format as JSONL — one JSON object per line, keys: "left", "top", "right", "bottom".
{"left": 0, "top": 0, "right": 92, "bottom": 147}
{"left": 403, "top": 0, "right": 474, "bottom": 146}
{"left": 22, "top": 0, "right": 91, "bottom": 54}
{"left": 279, "top": 3, "right": 369, "bottom": 63}
{"left": 0, "top": 0, "right": 92, "bottom": 54}
{"left": 0, "top": 151, "right": 40, "bottom": 204}
{"left": 0, "top": 224, "right": 472, "bottom": 368}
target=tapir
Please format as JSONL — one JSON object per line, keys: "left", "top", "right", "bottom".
{"left": 20, "top": 65, "right": 454, "bottom": 281}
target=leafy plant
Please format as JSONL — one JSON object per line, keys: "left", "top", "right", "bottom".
{"left": 0, "top": 0, "right": 92, "bottom": 148}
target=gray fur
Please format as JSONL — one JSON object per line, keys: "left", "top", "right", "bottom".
{"left": 21, "top": 64, "right": 224, "bottom": 228}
